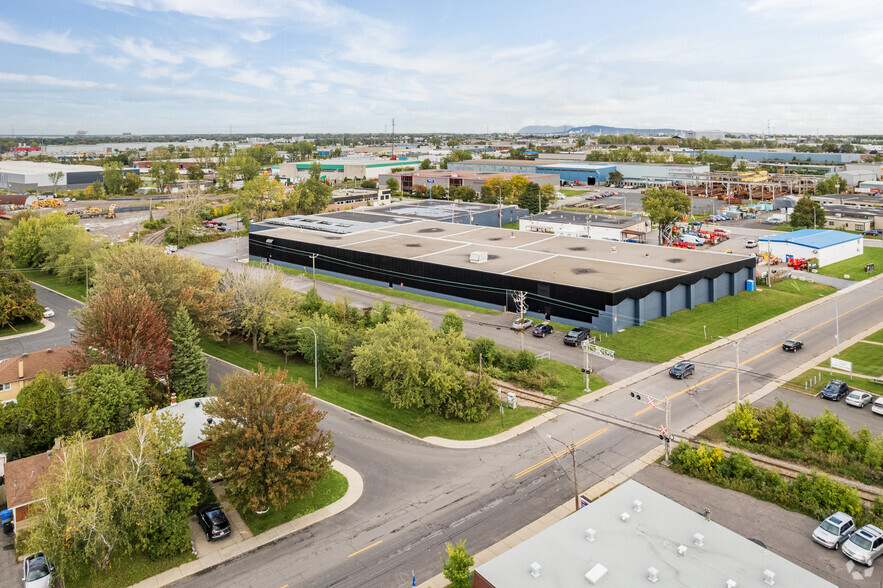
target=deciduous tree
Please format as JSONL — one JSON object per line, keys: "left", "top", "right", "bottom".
{"left": 0, "top": 252, "right": 43, "bottom": 329}
{"left": 789, "top": 196, "right": 826, "bottom": 229}
{"left": 237, "top": 174, "right": 285, "bottom": 225}
{"left": 220, "top": 268, "right": 292, "bottom": 352}
{"left": 641, "top": 187, "right": 692, "bottom": 244}
{"left": 72, "top": 287, "right": 172, "bottom": 381}
{"left": 202, "top": 367, "right": 333, "bottom": 513}
{"left": 441, "top": 540, "right": 474, "bottom": 588}
{"left": 102, "top": 161, "right": 125, "bottom": 195}
{"left": 70, "top": 364, "right": 150, "bottom": 437}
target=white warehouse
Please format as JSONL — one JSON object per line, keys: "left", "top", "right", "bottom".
{"left": 0, "top": 161, "right": 103, "bottom": 192}
{"left": 519, "top": 210, "right": 651, "bottom": 242}
{"left": 761, "top": 229, "right": 863, "bottom": 268}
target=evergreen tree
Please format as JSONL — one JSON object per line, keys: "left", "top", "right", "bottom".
{"left": 169, "top": 306, "right": 208, "bottom": 399}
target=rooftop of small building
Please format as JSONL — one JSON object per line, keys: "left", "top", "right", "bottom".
{"left": 254, "top": 216, "right": 751, "bottom": 293}
{"left": 522, "top": 210, "right": 645, "bottom": 228}
{"left": 765, "top": 229, "right": 862, "bottom": 247}
{"left": 474, "top": 479, "right": 835, "bottom": 588}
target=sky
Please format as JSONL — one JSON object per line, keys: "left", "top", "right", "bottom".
{"left": 1, "top": 0, "right": 882, "bottom": 136}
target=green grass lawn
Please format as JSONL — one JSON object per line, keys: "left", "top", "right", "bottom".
{"left": 501, "top": 221, "right": 519, "bottom": 230}
{"left": 865, "top": 329, "right": 883, "bottom": 344}
{"left": 834, "top": 342, "right": 883, "bottom": 377}
{"left": 240, "top": 469, "right": 348, "bottom": 535}
{"left": 247, "top": 260, "right": 501, "bottom": 316}
{"left": 201, "top": 338, "right": 544, "bottom": 440}
{"left": 0, "top": 319, "right": 44, "bottom": 338}
{"left": 24, "top": 269, "right": 87, "bottom": 301}
{"left": 537, "top": 359, "right": 607, "bottom": 402}
{"left": 64, "top": 551, "right": 195, "bottom": 588}
{"left": 587, "top": 280, "right": 836, "bottom": 363}
{"left": 560, "top": 189, "right": 584, "bottom": 196}
{"left": 815, "top": 247, "right": 883, "bottom": 281}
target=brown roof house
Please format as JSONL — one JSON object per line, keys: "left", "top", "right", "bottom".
{"left": 0, "top": 346, "right": 75, "bottom": 403}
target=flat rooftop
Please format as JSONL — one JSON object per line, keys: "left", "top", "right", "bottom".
{"left": 256, "top": 217, "right": 750, "bottom": 293}
{"left": 0, "top": 161, "right": 103, "bottom": 173}
{"left": 387, "top": 169, "right": 556, "bottom": 181}
{"left": 475, "top": 479, "right": 835, "bottom": 588}
{"left": 522, "top": 210, "right": 643, "bottom": 228}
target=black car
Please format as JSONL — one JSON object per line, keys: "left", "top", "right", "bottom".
{"left": 669, "top": 361, "right": 695, "bottom": 379}
{"left": 532, "top": 323, "right": 553, "bottom": 338}
{"left": 197, "top": 504, "right": 231, "bottom": 542}
{"left": 782, "top": 339, "right": 804, "bottom": 352}
{"left": 563, "top": 327, "right": 590, "bottom": 346}
{"left": 821, "top": 380, "right": 850, "bottom": 401}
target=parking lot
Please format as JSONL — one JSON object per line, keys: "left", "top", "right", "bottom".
{"left": 634, "top": 464, "right": 872, "bottom": 587}
{"left": 755, "top": 386, "right": 883, "bottom": 434}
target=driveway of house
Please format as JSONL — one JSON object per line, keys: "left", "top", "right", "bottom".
{"left": 190, "top": 484, "right": 253, "bottom": 558}
{"left": 0, "top": 531, "right": 21, "bottom": 588}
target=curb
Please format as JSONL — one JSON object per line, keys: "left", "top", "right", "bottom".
{"left": 416, "top": 445, "right": 666, "bottom": 588}
{"left": 0, "top": 318, "right": 55, "bottom": 341}
{"left": 128, "top": 460, "right": 363, "bottom": 588}
{"left": 684, "top": 318, "right": 883, "bottom": 437}
{"left": 30, "top": 281, "right": 85, "bottom": 306}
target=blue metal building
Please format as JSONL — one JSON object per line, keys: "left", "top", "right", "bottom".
{"left": 535, "top": 163, "right": 616, "bottom": 185}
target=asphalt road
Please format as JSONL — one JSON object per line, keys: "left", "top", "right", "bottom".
{"left": 175, "top": 247, "right": 883, "bottom": 586}
{"left": 0, "top": 284, "right": 81, "bottom": 360}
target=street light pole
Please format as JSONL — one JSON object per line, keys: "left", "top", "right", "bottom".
{"left": 297, "top": 326, "right": 318, "bottom": 388}
{"left": 547, "top": 432, "right": 579, "bottom": 512}
{"left": 835, "top": 298, "right": 840, "bottom": 356}
{"left": 734, "top": 340, "right": 741, "bottom": 405}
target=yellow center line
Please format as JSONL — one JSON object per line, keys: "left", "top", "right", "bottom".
{"left": 514, "top": 427, "right": 609, "bottom": 479}
{"left": 633, "top": 293, "right": 883, "bottom": 417}
{"left": 347, "top": 540, "right": 383, "bottom": 558}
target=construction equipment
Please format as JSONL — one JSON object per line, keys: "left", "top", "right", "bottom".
{"left": 106, "top": 204, "right": 116, "bottom": 219}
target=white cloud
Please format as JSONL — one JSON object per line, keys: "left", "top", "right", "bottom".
{"left": 0, "top": 19, "right": 92, "bottom": 54}
{"left": 189, "top": 45, "right": 236, "bottom": 68}
{"left": 227, "top": 70, "right": 276, "bottom": 90}
{"left": 113, "top": 37, "right": 184, "bottom": 64}
{"left": 0, "top": 71, "right": 101, "bottom": 88}
{"left": 93, "top": 54, "right": 132, "bottom": 69}
{"left": 240, "top": 29, "right": 274, "bottom": 43}
{"left": 140, "top": 84, "right": 257, "bottom": 103}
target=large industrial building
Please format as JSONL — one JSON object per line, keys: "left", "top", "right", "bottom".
{"left": 473, "top": 479, "right": 835, "bottom": 588}
{"left": 376, "top": 168, "right": 559, "bottom": 195}
{"left": 446, "top": 159, "right": 710, "bottom": 187}
{"left": 278, "top": 158, "right": 421, "bottom": 182}
{"left": 249, "top": 210, "right": 755, "bottom": 333}
{"left": 519, "top": 210, "right": 651, "bottom": 242}
{"left": 0, "top": 161, "right": 103, "bottom": 191}
{"left": 704, "top": 149, "right": 863, "bottom": 164}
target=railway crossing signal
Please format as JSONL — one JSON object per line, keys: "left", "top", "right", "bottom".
{"left": 629, "top": 390, "right": 673, "bottom": 465}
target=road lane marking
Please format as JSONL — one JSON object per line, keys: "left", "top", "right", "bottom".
{"left": 633, "top": 293, "right": 883, "bottom": 417}
{"left": 347, "top": 540, "right": 383, "bottom": 558}
{"left": 514, "top": 427, "right": 608, "bottom": 479}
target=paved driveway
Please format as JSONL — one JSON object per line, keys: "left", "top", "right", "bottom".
{"left": 0, "top": 531, "right": 20, "bottom": 588}
{"left": 190, "top": 484, "right": 252, "bottom": 558}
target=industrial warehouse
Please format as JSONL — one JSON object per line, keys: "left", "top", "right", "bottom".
{"left": 249, "top": 211, "right": 756, "bottom": 333}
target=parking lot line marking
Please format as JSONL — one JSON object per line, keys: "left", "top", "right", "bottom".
{"left": 514, "top": 428, "right": 608, "bottom": 479}
{"left": 633, "top": 294, "right": 883, "bottom": 417}
{"left": 347, "top": 540, "right": 383, "bottom": 558}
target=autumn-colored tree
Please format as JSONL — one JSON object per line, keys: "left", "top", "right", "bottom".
{"left": 72, "top": 287, "right": 172, "bottom": 381}
{"left": 220, "top": 268, "right": 292, "bottom": 352}
{"left": 92, "top": 243, "right": 228, "bottom": 338}
{"left": 0, "top": 252, "right": 43, "bottom": 328}
{"left": 202, "top": 367, "right": 334, "bottom": 513}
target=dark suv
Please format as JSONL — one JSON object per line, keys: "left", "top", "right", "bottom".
{"left": 821, "top": 380, "right": 849, "bottom": 401}
{"left": 669, "top": 361, "right": 695, "bottom": 379}
{"left": 563, "top": 327, "right": 590, "bottom": 346}
{"left": 532, "top": 323, "right": 553, "bottom": 338}
{"left": 197, "top": 504, "right": 231, "bottom": 542}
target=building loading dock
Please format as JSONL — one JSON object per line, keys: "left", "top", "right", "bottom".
{"left": 249, "top": 214, "right": 755, "bottom": 333}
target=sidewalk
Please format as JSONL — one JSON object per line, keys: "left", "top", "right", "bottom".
{"left": 129, "top": 460, "right": 363, "bottom": 588}
{"left": 416, "top": 445, "right": 665, "bottom": 588}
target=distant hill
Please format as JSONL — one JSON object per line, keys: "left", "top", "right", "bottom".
{"left": 518, "top": 124, "right": 684, "bottom": 136}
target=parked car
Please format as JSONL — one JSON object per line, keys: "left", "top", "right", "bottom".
{"left": 42, "top": 308, "right": 54, "bottom": 318}
{"left": 813, "top": 512, "right": 856, "bottom": 549}
{"left": 713, "top": 228, "right": 730, "bottom": 238}
{"left": 846, "top": 391, "right": 874, "bottom": 408}
{"left": 872, "top": 397, "right": 883, "bottom": 416}
{"left": 863, "top": 230, "right": 883, "bottom": 237}
{"left": 782, "top": 339, "right": 803, "bottom": 352}
{"left": 563, "top": 327, "right": 590, "bottom": 346}
{"left": 531, "top": 323, "right": 553, "bottom": 338}
{"left": 511, "top": 317, "right": 534, "bottom": 331}
{"left": 821, "top": 379, "right": 850, "bottom": 401}
{"left": 745, "top": 239, "right": 758, "bottom": 248}
{"left": 843, "top": 524, "right": 883, "bottom": 566}
{"left": 669, "top": 361, "right": 695, "bottom": 379}
{"left": 22, "top": 553, "right": 53, "bottom": 588}
{"left": 196, "top": 504, "right": 231, "bottom": 542}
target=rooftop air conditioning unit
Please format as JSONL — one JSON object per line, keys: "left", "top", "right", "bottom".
{"left": 529, "top": 562, "right": 541, "bottom": 578}
{"left": 470, "top": 251, "right": 488, "bottom": 264}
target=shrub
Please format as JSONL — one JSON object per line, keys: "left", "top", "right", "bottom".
{"left": 811, "top": 410, "right": 853, "bottom": 454}
{"left": 471, "top": 337, "right": 500, "bottom": 366}
{"left": 508, "top": 350, "right": 537, "bottom": 372}
{"left": 725, "top": 403, "right": 759, "bottom": 442}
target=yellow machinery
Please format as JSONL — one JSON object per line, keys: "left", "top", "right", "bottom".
{"left": 106, "top": 204, "right": 116, "bottom": 219}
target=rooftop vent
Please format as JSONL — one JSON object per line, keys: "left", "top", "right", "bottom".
{"left": 469, "top": 251, "right": 488, "bottom": 264}
{"left": 647, "top": 567, "right": 659, "bottom": 583}
{"left": 585, "top": 563, "right": 608, "bottom": 585}
{"left": 585, "top": 528, "right": 596, "bottom": 542}
{"left": 194, "top": 401, "right": 201, "bottom": 408}
{"left": 611, "top": 246, "right": 617, "bottom": 253}
{"left": 207, "top": 418, "right": 214, "bottom": 425}
{"left": 633, "top": 499, "right": 643, "bottom": 513}
{"left": 529, "top": 562, "right": 541, "bottom": 578}
{"left": 763, "top": 570, "right": 775, "bottom": 586}
{"left": 677, "top": 545, "right": 688, "bottom": 557}
{"left": 620, "top": 512, "right": 631, "bottom": 523}
{"left": 726, "top": 581, "right": 738, "bottom": 588}
{"left": 693, "top": 533, "right": 704, "bottom": 547}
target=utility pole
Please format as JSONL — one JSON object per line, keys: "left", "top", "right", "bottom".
{"left": 310, "top": 253, "right": 318, "bottom": 290}
{"left": 734, "top": 340, "right": 741, "bottom": 405}
{"left": 582, "top": 342, "right": 593, "bottom": 392}
{"left": 835, "top": 298, "right": 840, "bottom": 355}
{"left": 547, "top": 432, "right": 580, "bottom": 512}
{"left": 498, "top": 188, "right": 503, "bottom": 228}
